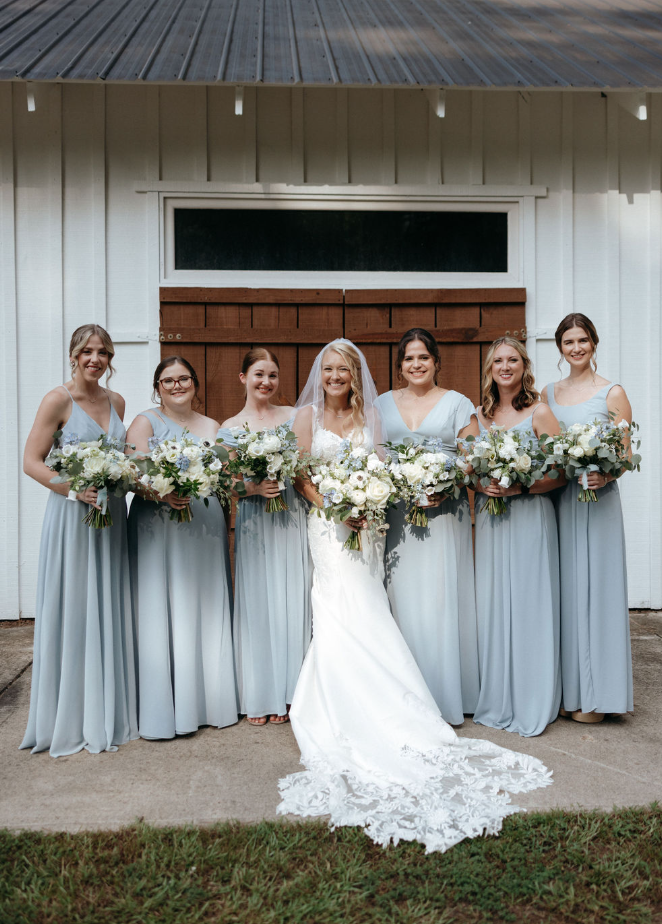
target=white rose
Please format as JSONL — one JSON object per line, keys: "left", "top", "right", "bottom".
{"left": 165, "top": 446, "right": 180, "bottom": 463}
{"left": 106, "top": 461, "right": 124, "bottom": 481}
{"left": 208, "top": 458, "right": 222, "bottom": 472}
{"left": 577, "top": 433, "right": 596, "bottom": 456}
{"left": 350, "top": 447, "right": 368, "bottom": 459}
{"left": 499, "top": 439, "right": 518, "bottom": 461}
{"left": 513, "top": 453, "right": 532, "bottom": 473}
{"left": 365, "top": 478, "right": 392, "bottom": 508}
{"left": 366, "top": 454, "right": 384, "bottom": 472}
{"left": 319, "top": 476, "right": 341, "bottom": 495}
{"left": 400, "top": 462, "right": 424, "bottom": 486}
{"left": 567, "top": 445, "right": 585, "bottom": 458}
{"left": 83, "top": 455, "right": 106, "bottom": 475}
{"left": 187, "top": 459, "right": 204, "bottom": 477}
{"left": 152, "top": 474, "right": 175, "bottom": 497}
{"left": 196, "top": 473, "right": 212, "bottom": 496}
{"left": 182, "top": 446, "right": 200, "bottom": 460}
{"left": 498, "top": 474, "right": 512, "bottom": 488}
{"left": 349, "top": 489, "right": 367, "bottom": 506}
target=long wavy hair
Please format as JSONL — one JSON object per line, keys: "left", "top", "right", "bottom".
{"left": 323, "top": 341, "right": 365, "bottom": 431}
{"left": 554, "top": 313, "right": 600, "bottom": 372}
{"left": 69, "top": 324, "right": 116, "bottom": 381}
{"left": 395, "top": 328, "right": 441, "bottom": 386}
{"left": 481, "top": 337, "right": 539, "bottom": 419}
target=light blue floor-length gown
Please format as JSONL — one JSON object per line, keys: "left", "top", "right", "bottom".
{"left": 473, "top": 413, "right": 562, "bottom": 737}
{"left": 546, "top": 382, "right": 633, "bottom": 714}
{"left": 218, "top": 425, "right": 312, "bottom": 718}
{"left": 376, "top": 391, "right": 480, "bottom": 724}
{"left": 128, "top": 409, "right": 238, "bottom": 738}
{"left": 20, "top": 388, "right": 138, "bottom": 757}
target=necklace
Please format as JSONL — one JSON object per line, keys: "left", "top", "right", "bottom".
{"left": 326, "top": 406, "right": 351, "bottom": 419}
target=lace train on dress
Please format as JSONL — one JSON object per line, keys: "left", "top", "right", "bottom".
{"left": 277, "top": 428, "right": 551, "bottom": 853}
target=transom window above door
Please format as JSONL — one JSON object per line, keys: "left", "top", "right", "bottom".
{"left": 161, "top": 194, "right": 523, "bottom": 288}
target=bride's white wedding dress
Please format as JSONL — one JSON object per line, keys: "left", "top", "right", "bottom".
{"left": 277, "top": 427, "right": 551, "bottom": 853}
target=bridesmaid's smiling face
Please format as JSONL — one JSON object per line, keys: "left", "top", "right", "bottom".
{"left": 240, "top": 360, "right": 280, "bottom": 401}
{"left": 72, "top": 334, "right": 109, "bottom": 383}
{"left": 400, "top": 339, "right": 437, "bottom": 390}
{"left": 321, "top": 351, "right": 352, "bottom": 401}
{"left": 157, "top": 361, "right": 195, "bottom": 414}
{"left": 560, "top": 326, "right": 594, "bottom": 370}
{"left": 491, "top": 343, "right": 524, "bottom": 391}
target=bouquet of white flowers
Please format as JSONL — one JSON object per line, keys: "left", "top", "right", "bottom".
{"left": 47, "top": 431, "right": 138, "bottom": 528}
{"left": 227, "top": 424, "right": 301, "bottom": 513}
{"left": 384, "top": 438, "right": 468, "bottom": 527}
{"left": 310, "top": 439, "right": 397, "bottom": 551}
{"left": 136, "top": 432, "right": 234, "bottom": 523}
{"left": 540, "top": 418, "right": 641, "bottom": 502}
{"left": 460, "top": 426, "right": 549, "bottom": 516}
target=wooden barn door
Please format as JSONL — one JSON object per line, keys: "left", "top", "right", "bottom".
{"left": 159, "top": 287, "right": 526, "bottom": 414}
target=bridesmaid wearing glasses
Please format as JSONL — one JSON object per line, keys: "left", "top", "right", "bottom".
{"left": 219, "top": 349, "right": 311, "bottom": 728}
{"left": 375, "top": 329, "right": 479, "bottom": 725}
{"left": 21, "top": 324, "right": 137, "bottom": 757}
{"left": 464, "top": 337, "right": 563, "bottom": 737}
{"left": 543, "top": 314, "right": 633, "bottom": 723}
{"left": 127, "top": 356, "right": 237, "bottom": 739}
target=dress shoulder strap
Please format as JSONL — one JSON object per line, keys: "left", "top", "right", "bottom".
{"left": 59, "top": 384, "right": 74, "bottom": 404}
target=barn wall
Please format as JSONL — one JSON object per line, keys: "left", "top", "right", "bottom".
{"left": 0, "top": 82, "right": 659, "bottom": 614}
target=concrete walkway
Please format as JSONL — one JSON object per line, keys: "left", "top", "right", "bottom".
{"left": 1, "top": 612, "right": 661, "bottom": 833}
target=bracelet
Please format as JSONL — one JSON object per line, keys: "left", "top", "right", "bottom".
{"left": 67, "top": 490, "right": 78, "bottom": 502}
{"left": 520, "top": 484, "right": 530, "bottom": 495}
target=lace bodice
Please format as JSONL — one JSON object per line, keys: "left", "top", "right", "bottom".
{"left": 311, "top": 426, "right": 372, "bottom": 462}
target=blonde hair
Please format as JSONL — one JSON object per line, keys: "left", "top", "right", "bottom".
{"left": 481, "top": 337, "right": 539, "bottom": 419}
{"left": 323, "top": 342, "right": 365, "bottom": 431}
{"left": 69, "top": 324, "right": 116, "bottom": 381}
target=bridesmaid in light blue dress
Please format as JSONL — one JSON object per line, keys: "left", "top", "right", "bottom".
{"left": 543, "top": 313, "right": 633, "bottom": 722}
{"left": 465, "top": 337, "right": 563, "bottom": 738}
{"left": 220, "top": 349, "right": 311, "bottom": 727}
{"left": 127, "top": 357, "right": 237, "bottom": 738}
{"left": 376, "top": 329, "right": 479, "bottom": 725}
{"left": 21, "top": 324, "right": 137, "bottom": 757}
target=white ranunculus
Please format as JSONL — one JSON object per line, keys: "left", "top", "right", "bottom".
{"left": 261, "top": 434, "right": 281, "bottom": 453}
{"left": 349, "top": 489, "right": 367, "bottom": 506}
{"left": 319, "top": 476, "right": 341, "bottom": 495}
{"left": 365, "top": 478, "right": 392, "bottom": 507}
{"left": 165, "top": 446, "right": 180, "bottom": 463}
{"left": 152, "top": 474, "right": 175, "bottom": 497}
{"left": 182, "top": 445, "right": 201, "bottom": 460}
{"left": 568, "top": 445, "right": 585, "bottom": 458}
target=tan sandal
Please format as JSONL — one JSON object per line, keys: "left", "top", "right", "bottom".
{"left": 247, "top": 716, "right": 268, "bottom": 726}
{"left": 269, "top": 714, "right": 290, "bottom": 725}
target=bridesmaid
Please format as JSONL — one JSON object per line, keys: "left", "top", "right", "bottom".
{"left": 464, "top": 337, "right": 563, "bottom": 737}
{"left": 127, "top": 356, "right": 237, "bottom": 738}
{"left": 375, "top": 329, "right": 479, "bottom": 725}
{"left": 219, "top": 349, "right": 311, "bottom": 727}
{"left": 542, "top": 314, "right": 633, "bottom": 723}
{"left": 20, "top": 324, "right": 137, "bottom": 757}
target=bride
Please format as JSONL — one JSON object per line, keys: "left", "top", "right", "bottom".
{"left": 277, "top": 339, "right": 552, "bottom": 853}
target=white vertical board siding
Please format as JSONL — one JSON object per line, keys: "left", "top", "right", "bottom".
{"left": 0, "top": 83, "right": 20, "bottom": 621}
{"left": 3, "top": 84, "right": 661, "bottom": 615}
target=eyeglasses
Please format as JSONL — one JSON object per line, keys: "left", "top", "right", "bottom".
{"left": 159, "top": 375, "right": 193, "bottom": 390}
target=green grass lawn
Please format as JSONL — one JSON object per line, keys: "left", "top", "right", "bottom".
{"left": 1, "top": 806, "right": 660, "bottom": 923}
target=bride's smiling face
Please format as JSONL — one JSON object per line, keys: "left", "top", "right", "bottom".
{"left": 322, "top": 350, "right": 352, "bottom": 401}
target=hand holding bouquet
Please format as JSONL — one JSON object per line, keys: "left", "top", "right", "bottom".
{"left": 136, "top": 432, "right": 234, "bottom": 522}
{"left": 540, "top": 418, "right": 641, "bottom": 502}
{"left": 47, "top": 432, "right": 138, "bottom": 528}
{"left": 310, "top": 440, "right": 397, "bottom": 551}
{"left": 385, "top": 438, "right": 468, "bottom": 527}
{"left": 227, "top": 424, "right": 301, "bottom": 513}
{"left": 460, "top": 426, "right": 549, "bottom": 516}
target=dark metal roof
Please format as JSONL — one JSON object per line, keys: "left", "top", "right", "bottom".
{"left": 1, "top": 0, "right": 662, "bottom": 88}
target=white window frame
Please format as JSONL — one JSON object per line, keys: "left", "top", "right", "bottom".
{"left": 155, "top": 185, "right": 538, "bottom": 289}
